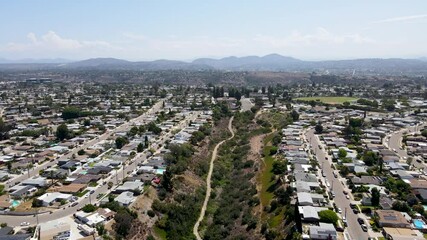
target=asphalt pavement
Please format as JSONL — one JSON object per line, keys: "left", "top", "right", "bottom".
{"left": 306, "top": 129, "right": 369, "bottom": 240}
{"left": 384, "top": 123, "right": 427, "bottom": 172}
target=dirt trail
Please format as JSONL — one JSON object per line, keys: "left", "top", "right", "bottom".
{"left": 193, "top": 117, "right": 235, "bottom": 240}
{"left": 249, "top": 133, "right": 268, "bottom": 218}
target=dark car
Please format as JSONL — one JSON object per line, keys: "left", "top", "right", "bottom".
{"left": 353, "top": 208, "right": 360, "bottom": 214}
{"left": 357, "top": 218, "right": 364, "bottom": 225}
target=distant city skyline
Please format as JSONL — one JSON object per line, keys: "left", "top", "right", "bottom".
{"left": 1, "top": 0, "right": 427, "bottom": 61}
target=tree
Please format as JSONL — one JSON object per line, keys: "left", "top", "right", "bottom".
{"left": 340, "top": 166, "right": 350, "bottom": 176}
{"left": 0, "top": 118, "right": 10, "bottom": 140}
{"left": 392, "top": 201, "right": 410, "bottom": 212}
{"left": 77, "top": 149, "right": 86, "bottom": 155}
{"left": 56, "top": 124, "right": 69, "bottom": 140}
{"left": 338, "top": 148, "right": 347, "bottom": 159}
{"left": 412, "top": 204, "right": 425, "bottom": 214}
{"left": 272, "top": 161, "right": 287, "bottom": 175}
{"left": 115, "top": 137, "right": 128, "bottom": 149}
{"left": 292, "top": 232, "right": 302, "bottom": 240}
{"left": 62, "top": 106, "right": 81, "bottom": 119}
{"left": 96, "top": 223, "right": 106, "bottom": 236}
{"left": 371, "top": 187, "right": 380, "bottom": 207}
{"left": 318, "top": 210, "right": 339, "bottom": 224}
{"left": 162, "top": 167, "right": 173, "bottom": 192}
{"left": 83, "top": 119, "right": 91, "bottom": 127}
{"left": 32, "top": 198, "right": 43, "bottom": 208}
{"left": 114, "top": 210, "right": 134, "bottom": 237}
{"left": 82, "top": 204, "right": 97, "bottom": 213}
{"left": 290, "top": 110, "right": 299, "bottom": 121}
{"left": 147, "top": 122, "right": 162, "bottom": 135}
{"left": 315, "top": 122, "right": 323, "bottom": 134}
{"left": 128, "top": 126, "right": 139, "bottom": 137}
{"left": 137, "top": 143, "right": 144, "bottom": 153}
{"left": 363, "top": 151, "right": 379, "bottom": 166}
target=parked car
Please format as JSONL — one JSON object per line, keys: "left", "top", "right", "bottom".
{"left": 337, "top": 208, "right": 342, "bottom": 214}
{"left": 357, "top": 218, "right": 364, "bottom": 225}
{"left": 20, "top": 222, "right": 30, "bottom": 226}
{"left": 70, "top": 202, "right": 78, "bottom": 207}
{"left": 361, "top": 224, "right": 368, "bottom": 232}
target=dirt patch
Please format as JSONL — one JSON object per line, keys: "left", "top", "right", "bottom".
{"left": 248, "top": 133, "right": 269, "bottom": 223}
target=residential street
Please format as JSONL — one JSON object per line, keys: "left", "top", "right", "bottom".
{"left": 384, "top": 123, "right": 427, "bottom": 172}
{"left": 0, "top": 99, "right": 208, "bottom": 227}
{"left": 5, "top": 99, "right": 167, "bottom": 189}
{"left": 306, "top": 129, "right": 369, "bottom": 240}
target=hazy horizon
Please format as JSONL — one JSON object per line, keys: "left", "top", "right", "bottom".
{"left": 1, "top": 1, "right": 427, "bottom": 61}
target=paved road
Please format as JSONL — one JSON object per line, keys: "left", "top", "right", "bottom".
{"left": 193, "top": 116, "right": 235, "bottom": 240}
{"left": 306, "top": 129, "right": 369, "bottom": 240}
{"left": 3, "top": 109, "right": 198, "bottom": 227}
{"left": 6, "top": 99, "right": 167, "bottom": 189}
{"left": 384, "top": 123, "right": 427, "bottom": 172}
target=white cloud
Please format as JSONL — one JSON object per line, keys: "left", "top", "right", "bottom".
{"left": 2, "top": 31, "right": 117, "bottom": 54}
{"left": 253, "top": 27, "right": 374, "bottom": 47}
{"left": 373, "top": 14, "right": 427, "bottom": 23}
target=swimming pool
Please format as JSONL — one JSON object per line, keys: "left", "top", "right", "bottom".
{"left": 413, "top": 219, "right": 425, "bottom": 229}
{"left": 10, "top": 200, "right": 20, "bottom": 208}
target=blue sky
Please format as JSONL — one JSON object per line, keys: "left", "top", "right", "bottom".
{"left": 0, "top": 0, "right": 427, "bottom": 60}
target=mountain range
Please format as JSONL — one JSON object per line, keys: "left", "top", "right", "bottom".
{"left": 1, "top": 54, "right": 427, "bottom": 74}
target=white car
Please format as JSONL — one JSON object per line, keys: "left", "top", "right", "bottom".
{"left": 337, "top": 208, "right": 342, "bottom": 214}
{"left": 346, "top": 195, "right": 350, "bottom": 199}
{"left": 20, "top": 222, "right": 30, "bottom": 226}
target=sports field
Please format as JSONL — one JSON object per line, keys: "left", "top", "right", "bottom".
{"left": 295, "top": 96, "right": 358, "bottom": 104}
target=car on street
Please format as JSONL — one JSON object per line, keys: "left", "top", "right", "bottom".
{"left": 70, "top": 202, "right": 79, "bottom": 207}
{"left": 20, "top": 222, "right": 30, "bottom": 226}
{"left": 361, "top": 224, "right": 368, "bottom": 232}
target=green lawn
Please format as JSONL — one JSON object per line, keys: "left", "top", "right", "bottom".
{"left": 259, "top": 134, "right": 275, "bottom": 217}
{"left": 154, "top": 226, "right": 167, "bottom": 240}
{"left": 75, "top": 189, "right": 89, "bottom": 198}
{"left": 295, "top": 96, "right": 358, "bottom": 104}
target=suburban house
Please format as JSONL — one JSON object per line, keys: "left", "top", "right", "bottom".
{"left": 308, "top": 223, "right": 337, "bottom": 240}
{"left": 375, "top": 210, "right": 411, "bottom": 228}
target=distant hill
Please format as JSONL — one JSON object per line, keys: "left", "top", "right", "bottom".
{"left": 60, "top": 58, "right": 212, "bottom": 70}
{"left": 193, "top": 54, "right": 301, "bottom": 70}
{"left": 1, "top": 54, "right": 427, "bottom": 74}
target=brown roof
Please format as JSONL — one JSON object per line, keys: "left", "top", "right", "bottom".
{"left": 383, "top": 227, "right": 425, "bottom": 240}
{"left": 376, "top": 210, "right": 410, "bottom": 227}
{"left": 37, "top": 119, "right": 50, "bottom": 125}
{"left": 57, "top": 183, "right": 87, "bottom": 193}
{"left": 410, "top": 179, "right": 427, "bottom": 189}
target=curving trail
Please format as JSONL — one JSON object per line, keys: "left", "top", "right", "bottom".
{"left": 193, "top": 116, "right": 235, "bottom": 240}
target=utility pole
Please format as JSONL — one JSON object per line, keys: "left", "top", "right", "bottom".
{"left": 345, "top": 207, "right": 347, "bottom": 219}
{"left": 122, "top": 165, "right": 125, "bottom": 181}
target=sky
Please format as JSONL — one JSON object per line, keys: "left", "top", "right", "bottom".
{"left": 0, "top": 0, "right": 427, "bottom": 61}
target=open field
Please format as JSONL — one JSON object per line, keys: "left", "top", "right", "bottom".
{"left": 295, "top": 96, "right": 358, "bottom": 104}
